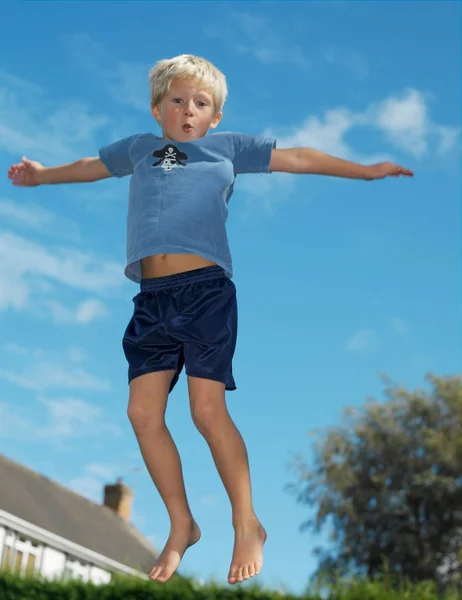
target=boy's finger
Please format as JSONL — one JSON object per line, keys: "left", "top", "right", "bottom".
{"left": 400, "top": 168, "right": 414, "bottom": 176}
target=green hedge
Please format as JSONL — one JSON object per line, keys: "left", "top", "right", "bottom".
{"left": 0, "top": 571, "right": 460, "bottom": 600}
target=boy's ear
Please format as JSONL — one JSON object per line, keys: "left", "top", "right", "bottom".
{"left": 209, "top": 112, "right": 223, "bottom": 130}
{"left": 151, "top": 104, "right": 162, "bottom": 123}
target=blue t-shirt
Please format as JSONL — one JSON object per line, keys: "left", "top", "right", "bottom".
{"left": 98, "top": 131, "right": 276, "bottom": 282}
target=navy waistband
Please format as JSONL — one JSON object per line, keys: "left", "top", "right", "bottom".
{"left": 140, "top": 265, "right": 226, "bottom": 292}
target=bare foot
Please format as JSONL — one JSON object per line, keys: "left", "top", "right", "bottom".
{"left": 228, "top": 518, "right": 267, "bottom": 584}
{"left": 149, "top": 519, "right": 201, "bottom": 583}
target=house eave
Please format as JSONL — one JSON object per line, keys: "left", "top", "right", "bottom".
{"left": 0, "top": 509, "right": 148, "bottom": 579}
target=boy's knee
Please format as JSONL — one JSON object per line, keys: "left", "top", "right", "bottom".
{"left": 127, "top": 399, "right": 165, "bottom": 433}
{"left": 190, "top": 396, "right": 227, "bottom": 436}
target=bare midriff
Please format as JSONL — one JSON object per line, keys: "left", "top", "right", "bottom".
{"left": 140, "top": 253, "right": 217, "bottom": 279}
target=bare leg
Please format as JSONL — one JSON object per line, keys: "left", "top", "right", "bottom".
{"left": 128, "top": 371, "right": 201, "bottom": 583}
{"left": 188, "top": 376, "right": 266, "bottom": 584}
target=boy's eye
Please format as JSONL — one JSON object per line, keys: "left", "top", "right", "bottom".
{"left": 198, "top": 101, "right": 207, "bottom": 107}
{"left": 172, "top": 98, "right": 182, "bottom": 103}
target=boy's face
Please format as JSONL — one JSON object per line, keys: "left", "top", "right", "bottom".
{"left": 151, "top": 78, "right": 222, "bottom": 142}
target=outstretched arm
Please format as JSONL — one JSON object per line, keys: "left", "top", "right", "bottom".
{"left": 8, "top": 156, "right": 112, "bottom": 187}
{"left": 269, "top": 148, "right": 413, "bottom": 180}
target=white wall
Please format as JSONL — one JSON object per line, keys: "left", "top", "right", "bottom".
{"left": 40, "top": 547, "right": 66, "bottom": 579}
{"left": 40, "top": 547, "right": 111, "bottom": 585}
{"left": 0, "top": 526, "right": 5, "bottom": 567}
{"left": 0, "top": 514, "right": 141, "bottom": 585}
{"left": 89, "top": 565, "right": 111, "bottom": 585}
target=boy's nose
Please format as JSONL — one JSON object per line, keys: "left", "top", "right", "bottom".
{"left": 184, "top": 102, "right": 194, "bottom": 116}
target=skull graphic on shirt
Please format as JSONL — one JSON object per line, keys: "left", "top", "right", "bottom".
{"left": 152, "top": 145, "right": 188, "bottom": 172}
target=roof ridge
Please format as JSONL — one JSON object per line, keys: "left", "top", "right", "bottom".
{"left": 0, "top": 453, "right": 111, "bottom": 515}
{"left": 0, "top": 453, "right": 161, "bottom": 572}
{"left": 0, "top": 453, "right": 156, "bottom": 553}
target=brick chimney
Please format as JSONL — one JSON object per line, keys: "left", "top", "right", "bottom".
{"left": 103, "top": 478, "right": 133, "bottom": 521}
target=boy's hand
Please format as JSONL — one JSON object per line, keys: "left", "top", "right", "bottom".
{"left": 365, "top": 162, "right": 414, "bottom": 180}
{"left": 8, "top": 156, "right": 45, "bottom": 187}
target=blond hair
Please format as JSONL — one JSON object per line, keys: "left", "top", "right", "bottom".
{"left": 148, "top": 54, "right": 228, "bottom": 114}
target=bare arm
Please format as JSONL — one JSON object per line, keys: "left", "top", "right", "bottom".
{"left": 40, "top": 157, "right": 112, "bottom": 184}
{"left": 269, "top": 148, "right": 413, "bottom": 180}
{"left": 8, "top": 156, "right": 112, "bottom": 187}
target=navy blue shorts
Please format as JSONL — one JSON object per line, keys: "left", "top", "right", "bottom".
{"left": 122, "top": 265, "right": 237, "bottom": 392}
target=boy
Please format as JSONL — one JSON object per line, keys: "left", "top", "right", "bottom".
{"left": 7, "top": 54, "right": 413, "bottom": 585}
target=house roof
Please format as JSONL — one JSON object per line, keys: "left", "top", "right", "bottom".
{"left": 0, "top": 453, "right": 158, "bottom": 573}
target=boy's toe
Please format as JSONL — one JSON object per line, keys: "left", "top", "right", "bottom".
{"left": 228, "top": 565, "right": 238, "bottom": 584}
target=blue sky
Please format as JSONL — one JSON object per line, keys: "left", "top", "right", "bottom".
{"left": 0, "top": 0, "right": 460, "bottom": 594}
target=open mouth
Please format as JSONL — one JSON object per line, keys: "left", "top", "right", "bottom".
{"left": 182, "top": 124, "right": 193, "bottom": 132}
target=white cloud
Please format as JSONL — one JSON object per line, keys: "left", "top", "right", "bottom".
{"left": 205, "top": 11, "right": 310, "bottom": 69}
{"left": 238, "top": 42, "right": 309, "bottom": 69}
{"left": 0, "top": 198, "right": 53, "bottom": 230}
{"left": 239, "top": 86, "right": 458, "bottom": 206}
{"left": 77, "top": 299, "right": 108, "bottom": 323}
{"left": 0, "top": 402, "right": 34, "bottom": 437}
{"left": 67, "top": 476, "right": 105, "bottom": 503}
{"left": 267, "top": 88, "right": 458, "bottom": 166}
{"left": 374, "top": 89, "right": 459, "bottom": 158}
{"left": 2, "top": 343, "right": 93, "bottom": 372}
{"left": 0, "top": 265, "right": 28, "bottom": 310}
{"left": 67, "top": 346, "right": 87, "bottom": 363}
{"left": 346, "top": 329, "right": 376, "bottom": 352}
{"left": 0, "top": 70, "right": 109, "bottom": 163}
{"left": 0, "top": 232, "right": 121, "bottom": 291}
{"left": 207, "top": 10, "right": 371, "bottom": 79}
{"left": 0, "top": 231, "right": 124, "bottom": 313}
{"left": 272, "top": 108, "right": 359, "bottom": 158}
{"left": 0, "top": 69, "right": 42, "bottom": 94}
{"left": 323, "top": 47, "right": 370, "bottom": 81}
{"left": 0, "top": 397, "right": 120, "bottom": 442}
{"left": 0, "top": 361, "right": 111, "bottom": 393}
{"left": 235, "top": 171, "right": 302, "bottom": 215}
{"left": 40, "top": 397, "right": 107, "bottom": 435}
{"left": 435, "top": 125, "right": 460, "bottom": 156}
{"left": 67, "top": 34, "right": 150, "bottom": 112}
{"left": 207, "top": 14, "right": 370, "bottom": 79}
{"left": 0, "top": 347, "right": 111, "bottom": 412}
{"left": 46, "top": 298, "right": 109, "bottom": 324}
{"left": 3, "top": 343, "right": 30, "bottom": 356}
{"left": 375, "top": 89, "right": 428, "bottom": 157}
{"left": 68, "top": 463, "right": 126, "bottom": 504}
{"left": 86, "top": 463, "right": 118, "bottom": 479}
{"left": 3, "top": 344, "right": 92, "bottom": 369}
{"left": 391, "top": 317, "right": 409, "bottom": 336}
{"left": 0, "top": 198, "right": 81, "bottom": 241}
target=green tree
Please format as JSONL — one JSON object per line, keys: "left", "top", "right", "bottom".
{"left": 289, "top": 374, "right": 462, "bottom": 588}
